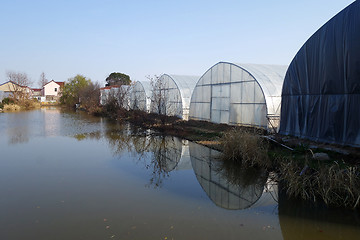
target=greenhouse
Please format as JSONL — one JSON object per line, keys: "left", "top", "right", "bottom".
{"left": 189, "top": 62, "right": 288, "bottom": 129}
{"left": 150, "top": 74, "right": 199, "bottom": 120}
{"left": 279, "top": 1, "right": 360, "bottom": 146}
{"left": 129, "top": 81, "right": 152, "bottom": 112}
{"left": 100, "top": 85, "right": 131, "bottom": 109}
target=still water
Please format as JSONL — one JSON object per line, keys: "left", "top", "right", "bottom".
{"left": 0, "top": 108, "right": 359, "bottom": 240}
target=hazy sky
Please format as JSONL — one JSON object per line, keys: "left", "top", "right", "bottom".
{"left": 0, "top": 0, "right": 355, "bottom": 87}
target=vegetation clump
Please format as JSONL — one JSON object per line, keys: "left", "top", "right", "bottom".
{"left": 220, "top": 128, "right": 270, "bottom": 168}
{"left": 278, "top": 156, "right": 360, "bottom": 209}
{"left": 1, "top": 97, "right": 40, "bottom": 111}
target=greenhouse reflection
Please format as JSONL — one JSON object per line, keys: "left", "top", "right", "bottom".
{"left": 189, "top": 141, "right": 277, "bottom": 210}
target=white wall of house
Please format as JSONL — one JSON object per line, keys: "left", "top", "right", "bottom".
{"left": 44, "top": 81, "right": 61, "bottom": 96}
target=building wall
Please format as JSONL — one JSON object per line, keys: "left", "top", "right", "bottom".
{"left": 44, "top": 81, "right": 60, "bottom": 96}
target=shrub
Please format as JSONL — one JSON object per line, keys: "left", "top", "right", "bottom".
{"left": 279, "top": 158, "right": 360, "bottom": 208}
{"left": 220, "top": 128, "right": 270, "bottom": 168}
{"left": 2, "top": 97, "right": 14, "bottom": 105}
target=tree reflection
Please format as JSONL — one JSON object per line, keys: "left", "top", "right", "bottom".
{"left": 130, "top": 134, "right": 183, "bottom": 188}
{"left": 72, "top": 119, "right": 184, "bottom": 188}
{"left": 5, "top": 113, "right": 30, "bottom": 144}
{"left": 8, "top": 127, "right": 29, "bottom": 144}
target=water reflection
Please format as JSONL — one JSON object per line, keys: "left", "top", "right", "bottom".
{"left": 42, "top": 107, "right": 61, "bottom": 137}
{"left": 189, "top": 142, "right": 277, "bottom": 210}
{"left": 3, "top": 109, "right": 360, "bottom": 239}
{"left": 278, "top": 188, "right": 360, "bottom": 240}
{"left": 1, "top": 111, "right": 30, "bottom": 144}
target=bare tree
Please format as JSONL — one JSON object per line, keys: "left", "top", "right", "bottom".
{"left": 38, "top": 72, "right": 47, "bottom": 88}
{"left": 101, "top": 82, "right": 133, "bottom": 118}
{"left": 6, "top": 71, "right": 32, "bottom": 102}
{"left": 78, "top": 82, "right": 101, "bottom": 113}
{"left": 147, "top": 75, "right": 178, "bottom": 124}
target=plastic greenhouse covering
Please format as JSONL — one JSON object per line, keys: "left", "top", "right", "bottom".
{"left": 150, "top": 74, "right": 199, "bottom": 120}
{"left": 189, "top": 62, "right": 287, "bottom": 129}
{"left": 279, "top": 1, "right": 360, "bottom": 146}
{"left": 130, "top": 81, "right": 152, "bottom": 112}
{"left": 100, "top": 85, "right": 131, "bottom": 109}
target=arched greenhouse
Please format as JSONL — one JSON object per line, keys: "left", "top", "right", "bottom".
{"left": 150, "top": 74, "right": 199, "bottom": 120}
{"left": 130, "top": 81, "right": 152, "bottom": 112}
{"left": 279, "top": 1, "right": 360, "bottom": 146}
{"left": 189, "top": 62, "right": 288, "bottom": 129}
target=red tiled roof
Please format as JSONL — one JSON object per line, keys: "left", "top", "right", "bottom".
{"left": 55, "top": 82, "right": 64, "bottom": 88}
{"left": 32, "top": 88, "right": 42, "bottom": 91}
{"left": 44, "top": 80, "right": 64, "bottom": 88}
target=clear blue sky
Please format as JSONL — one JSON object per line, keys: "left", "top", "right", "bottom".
{"left": 0, "top": 0, "right": 355, "bottom": 87}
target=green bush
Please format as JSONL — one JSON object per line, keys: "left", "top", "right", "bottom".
{"left": 0, "top": 102, "right": 3, "bottom": 109}
{"left": 2, "top": 97, "right": 15, "bottom": 105}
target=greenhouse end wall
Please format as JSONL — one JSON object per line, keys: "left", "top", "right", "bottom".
{"left": 279, "top": 1, "right": 360, "bottom": 146}
{"left": 189, "top": 62, "right": 287, "bottom": 129}
{"left": 130, "top": 81, "right": 150, "bottom": 112}
{"left": 150, "top": 74, "right": 199, "bottom": 120}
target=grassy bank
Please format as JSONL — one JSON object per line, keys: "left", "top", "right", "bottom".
{"left": 218, "top": 128, "right": 360, "bottom": 209}
{"left": 0, "top": 97, "right": 41, "bottom": 112}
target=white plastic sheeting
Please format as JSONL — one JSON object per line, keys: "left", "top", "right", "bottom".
{"left": 129, "top": 81, "right": 152, "bottom": 112}
{"left": 100, "top": 85, "right": 131, "bottom": 109}
{"left": 280, "top": 1, "right": 360, "bottom": 146}
{"left": 189, "top": 62, "right": 287, "bottom": 129}
{"left": 150, "top": 74, "right": 199, "bottom": 119}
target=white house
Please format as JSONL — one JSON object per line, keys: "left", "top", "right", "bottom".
{"left": 42, "top": 80, "right": 64, "bottom": 101}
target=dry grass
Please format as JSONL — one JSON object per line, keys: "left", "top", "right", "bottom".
{"left": 2, "top": 99, "right": 41, "bottom": 111}
{"left": 279, "top": 159, "right": 360, "bottom": 208}
{"left": 3, "top": 104, "right": 22, "bottom": 111}
{"left": 220, "top": 128, "right": 270, "bottom": 168}
{"left": 23, "top": 99, "right": 41, "bottom": 109}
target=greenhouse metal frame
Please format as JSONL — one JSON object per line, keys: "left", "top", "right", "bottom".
{"left": 130, "top": 81, "right": 152, "bottom": 112}
{"left": 189, "top": 62, "right": 288, "bottom": 129}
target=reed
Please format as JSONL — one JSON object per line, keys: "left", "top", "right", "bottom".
{"left": 279, "top": 158, "right": 360, "bottom": 208}
{"left": 220, "top": 128, "right": 271, "bottom": 168}
{"left": 3, "top": 104, "right": 21, "bottom": 111}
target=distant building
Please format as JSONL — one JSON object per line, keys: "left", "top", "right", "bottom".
{"left": 0, "top": 81, "right": 32, "bottom": 99}
{"left": 42, "top": 80, "right": 64, "bottom": 102}
{"left": 31, "top": 88, "right": 45, "bottom": 102}
{"left": 31, "top": 88, "right": 42, "bottom": 96}
{"left": 0, "top": 90, "right": 4, "bottom": 101}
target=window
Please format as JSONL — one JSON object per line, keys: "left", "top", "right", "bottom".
{"left": 55, "top": 88, "right": 57, "bottom": 92}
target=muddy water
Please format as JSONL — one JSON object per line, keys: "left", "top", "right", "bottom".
{"left": 0, "top": 108, "right": 359, "bottom": 240}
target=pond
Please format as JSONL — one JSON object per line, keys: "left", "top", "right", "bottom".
{"left": 0, "top": 108, "right": 359, "bottom": 240}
